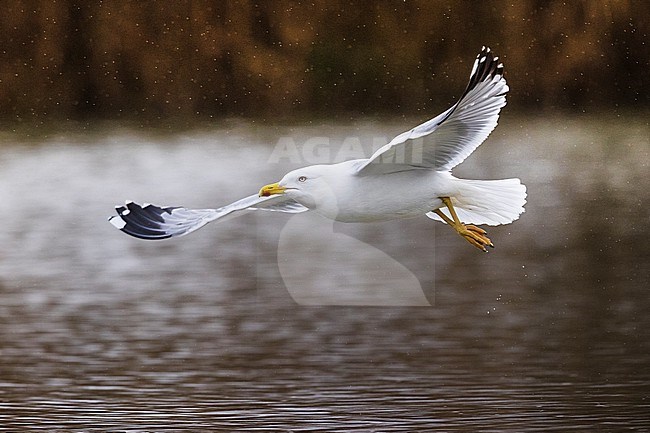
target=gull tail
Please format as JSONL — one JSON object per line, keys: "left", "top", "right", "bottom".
{"left": 428, "top": 178, "right": 527, "bottom": 226}
{"left": 109, "top": 201, "right": 218, "bottom": 240}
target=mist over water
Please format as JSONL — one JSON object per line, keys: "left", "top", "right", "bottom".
{"left": 0, "top": 117, "right": 648, "bottom": 430}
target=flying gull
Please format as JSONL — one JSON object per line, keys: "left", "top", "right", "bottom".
{"left": 109, "top": 47, "right": 526, "bottom": 252}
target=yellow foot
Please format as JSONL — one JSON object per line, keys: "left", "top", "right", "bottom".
{"left": 458, "top": 224, "right": 494, "bottom": 252}
{"left": 434, "top": 197, "right": 495, "bottom": 252}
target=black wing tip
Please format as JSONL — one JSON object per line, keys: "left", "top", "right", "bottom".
{"left": 109, "top": 201, "right": 175, "bottom": 240}
{"left": 465, "top": 46, "right": 504, "bottom": 93}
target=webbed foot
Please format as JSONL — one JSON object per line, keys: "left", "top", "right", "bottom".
{"left": 433, "top": 198, "right": 494, "bottom": 252}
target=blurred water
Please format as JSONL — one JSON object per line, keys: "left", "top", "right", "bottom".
{"left": 0, "top": 116, "right": 648, "bottom": 431}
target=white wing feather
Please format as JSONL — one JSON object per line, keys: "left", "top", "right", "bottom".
{"left": 109, "top": 194, "right": 307, "bottom": 240}
{"left": 356, "top": 47, "right": 508, "bottom": 175}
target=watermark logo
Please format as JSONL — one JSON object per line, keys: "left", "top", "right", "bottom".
{"left": 259, "top": 134, "right": 433, "bottom": 306}
{"left": 276, "top": 212, "right": 432, "bottom": 306}
{"left": 267, "top": 135, "right": 425, "bottom": 165}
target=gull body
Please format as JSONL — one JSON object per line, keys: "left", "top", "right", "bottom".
{"left": 273, "top": 160, "right": 452, "bottom": 222}
{"left": 110, "top": 47, "right": 526, "bottom": 251}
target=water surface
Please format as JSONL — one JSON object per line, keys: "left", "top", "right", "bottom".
{"left": 0, "top": 116, "right": 648, "bottom": 430}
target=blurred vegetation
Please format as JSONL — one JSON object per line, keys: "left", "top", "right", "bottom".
{"left": 0, "top": 0, "right": 648, "bottom": 123}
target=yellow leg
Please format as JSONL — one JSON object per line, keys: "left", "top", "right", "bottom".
{"left": 434, "top": 197, "right": 494, "bottom": 252}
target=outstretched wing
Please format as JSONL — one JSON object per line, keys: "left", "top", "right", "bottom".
{"left": 108, "top": 194, "right": 308, "bottom": 240}
{"left": 356, "top": 46, "right": 508, "bottom": 175}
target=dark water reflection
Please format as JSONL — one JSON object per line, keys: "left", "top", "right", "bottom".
{"left": 0, "top": 117, "right": 648, "bottom": 430}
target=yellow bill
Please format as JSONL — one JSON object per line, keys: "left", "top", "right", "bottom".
{"left": 259, "top": 182, "right": 286, "bottom": 197}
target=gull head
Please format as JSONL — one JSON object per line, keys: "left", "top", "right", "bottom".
{"left": 259, "top": 165, "right": 337, "bottom": 208}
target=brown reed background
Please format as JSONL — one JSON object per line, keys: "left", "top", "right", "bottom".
{"left": 1, "top": 0, "right": 647, "bottom": 122}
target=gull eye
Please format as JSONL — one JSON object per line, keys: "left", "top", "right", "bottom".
{"left": 298, "top": 176, "right": 307, "bottom": 182}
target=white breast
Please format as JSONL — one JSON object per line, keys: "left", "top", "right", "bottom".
{"left": 312, "top": 168, "right": 455, "bottom": 222}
